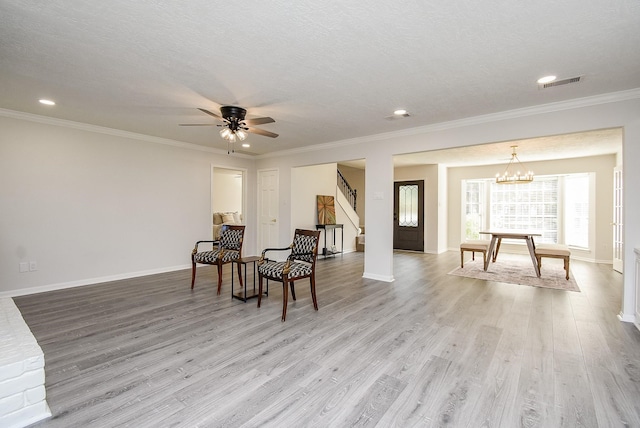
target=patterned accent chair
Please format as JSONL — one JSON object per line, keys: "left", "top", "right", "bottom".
{"left": 191, "top": 225, "right": 245, "bottom": 295}
{"left": 257, "top": 229, "right": 321, "bottom": 322}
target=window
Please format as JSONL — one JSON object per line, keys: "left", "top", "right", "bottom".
{"left": 490, "top": 177, "right": 558, "bottom": 243}
{"left": 465, "top": 181, "right": 485, "bottom": 239}
{"left": 398, "top": 184, "right": 419, "bottom": 227}
{"left": 463, "top": 174, "right": 590, "bottom": 248}
{"left": 564, "top": 174, "right": 589, "bottom": 248}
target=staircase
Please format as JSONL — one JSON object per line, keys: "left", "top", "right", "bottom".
{"left": 336, "top": 168, "right": 360, "bottom": 231}
{"left": 337, "top": 169, "right": 357, "bottom": 212}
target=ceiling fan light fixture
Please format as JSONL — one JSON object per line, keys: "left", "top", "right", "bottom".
{"left": 181, "top": 105, "right": 277, "bottom": 152}
{"left": 219, "top": 128, "right": 232, "bottom": 139}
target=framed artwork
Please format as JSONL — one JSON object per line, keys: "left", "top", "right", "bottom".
{"left": 317, "top": 195, "right": 336, "bottom": 225}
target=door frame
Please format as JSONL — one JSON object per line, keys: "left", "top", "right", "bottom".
{"left": 613, "top": 166, "right": 623, "bottom": 273}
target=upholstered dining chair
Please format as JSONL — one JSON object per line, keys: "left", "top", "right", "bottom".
{"left": 257, "top": 229, "right": 321, "bottom": 321}
{"left": 191, "top": 225, "right": 245, "bottom": 295}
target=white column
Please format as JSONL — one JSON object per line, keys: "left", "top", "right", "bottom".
{"left": 620, "top": 118, "right": 640, "bottom": 323}
{"left": 363, "top": 152, "right": 394, "bottom": 282}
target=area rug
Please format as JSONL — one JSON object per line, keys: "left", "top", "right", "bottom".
{"left": 448, "top": 254, "right": 580, "bottom": 292}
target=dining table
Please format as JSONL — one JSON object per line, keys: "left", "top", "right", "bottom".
{"left": 479, "top": 230, "right": 542, "bottom": 277}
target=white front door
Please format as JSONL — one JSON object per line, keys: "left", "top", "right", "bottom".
{"left": 613, "top": 166, "right": 623, "bottom": 273}
{"left": 258, "top": 169, "right": 279, "bottom": 253}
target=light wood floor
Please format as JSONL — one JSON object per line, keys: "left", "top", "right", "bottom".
{"left": 14, "top": 251, "right": 640, "bottom": 427}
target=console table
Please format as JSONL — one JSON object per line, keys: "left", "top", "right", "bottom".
{"left": 316, "top": 224, "right": 343, "bottom": 258}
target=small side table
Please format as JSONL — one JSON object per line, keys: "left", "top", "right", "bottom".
{"left": 231, "top": 256, "right": 262, "bottom": 302}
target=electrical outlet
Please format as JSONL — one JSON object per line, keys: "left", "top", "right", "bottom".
{"left": 19, "top": 262, "right": 29, "bottom": 273}
{"left": 29, "top": 261, "right": 37, "bottom": 271}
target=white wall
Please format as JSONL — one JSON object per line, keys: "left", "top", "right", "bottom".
{"left": 0, "top": 114, "right": 254, "bottom": 296}
{"left": 291, "top": 163, "right": 337, "bottom": 231}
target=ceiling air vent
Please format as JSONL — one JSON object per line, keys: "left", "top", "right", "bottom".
{"left": 538, "top": 76, "right": 583, "bottom": 89}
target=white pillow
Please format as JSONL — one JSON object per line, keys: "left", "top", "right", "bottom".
{"left": 222, "top": 213, "right": 236, "bottom": 224}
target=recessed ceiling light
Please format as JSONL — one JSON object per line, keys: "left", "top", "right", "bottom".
{"left": 537, "top": 75, "right": 557, "bottom": 84}
{"left": 39, "top": 99, "right": 55, "bottom": 106}
{"left": 394, "top": 109, "right": 407, "bottom": 116}
{"left": 242, "top": 143, "right": 250, "bottom": 148}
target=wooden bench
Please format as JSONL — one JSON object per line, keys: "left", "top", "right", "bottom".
{"left": 535, "top": 243, "right": 571, "bottom": 280}
{"left": 460, "top": 240, "right": 490, "bottom": 268}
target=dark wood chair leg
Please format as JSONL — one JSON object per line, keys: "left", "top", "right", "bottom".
{"left": 565, "top": 257, "right": 570, "bottom": 280}
{"left": 216, "top": 262, "right": 223, "bottom": 295}
{"left": 282, "top": 279, "right": 289, "bottom": 322}
{"left": 257, "top": 275, "right": 264, "bottom": 307}
{"left": 290, "top": 281, "right": 296, "bottom": 301}
{"left": 460, "top": 250, "right": 464, "bottom": 268}
{"left": 310, "top": 275, "right": 318, "bottom": 311}
{"left": 191, "top": 261, "right": 197, "bottom": 289}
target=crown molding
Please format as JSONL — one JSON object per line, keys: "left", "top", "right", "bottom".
{"left": 258, "top": 88, "right": 640, "bottom": 159}
{"left": 0, "top": 107, "right": 256, "bottom": 159}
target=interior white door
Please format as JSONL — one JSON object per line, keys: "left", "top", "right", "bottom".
{"left": 613, "top": 166, "right": 623, "bottom": 273}
{"left": 258, "top": 169, "right": 279, "bottom": 253}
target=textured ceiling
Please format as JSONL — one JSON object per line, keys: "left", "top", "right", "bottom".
{"left": 1, "top": 1, "right": 638, "bottom": 157}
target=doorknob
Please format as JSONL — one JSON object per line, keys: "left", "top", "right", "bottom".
{"left": 271, "top": 219, "right": 277, "bottom": 223}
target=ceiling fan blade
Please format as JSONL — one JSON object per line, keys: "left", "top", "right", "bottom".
{"left": 198, "top": 108, "right": 223, "bottom": 120}
{"left": 179, "top": 123, "right": 215, "bottom": 126}
{"left": 244, "top": 117, "right": 275, "bottom": 126}
{"left": 247, "top": 127, "right": 279, "bottom": 138}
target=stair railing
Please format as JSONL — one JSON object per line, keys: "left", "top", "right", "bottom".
{"left": 337, "top": 169, "right": 357, "bottom": 211}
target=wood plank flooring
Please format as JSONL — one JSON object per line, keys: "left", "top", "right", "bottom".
{"left": 13, "top": 251, "right": 640, "bottom": 427}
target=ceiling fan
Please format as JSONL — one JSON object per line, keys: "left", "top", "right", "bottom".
{"left": 180, "top": 106, "right": 278, "bottom": 152}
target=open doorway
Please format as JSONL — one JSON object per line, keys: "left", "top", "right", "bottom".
{"left": 212, "top": 167, "right": 245, "bottom": 238}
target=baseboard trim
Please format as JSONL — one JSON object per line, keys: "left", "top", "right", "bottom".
{"left": 2, "top": 264, "right": 191, "bottom": 298}
{"left": 362, "top": 272, "right": 395, "bottom": 282}
{"left": 617, "top": 311, "right": 636, "bottom": 323}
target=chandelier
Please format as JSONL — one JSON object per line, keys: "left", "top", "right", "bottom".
{"left": 496, "top": 145, "right": 534, "bottom": 184}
